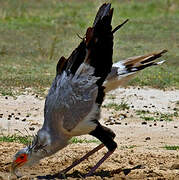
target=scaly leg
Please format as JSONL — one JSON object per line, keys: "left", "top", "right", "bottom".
{"left": 58, "top": 143, "right": 104, "bottom": 175}
{"left": 85, "top": 149, "right": 115, "bottom": 177}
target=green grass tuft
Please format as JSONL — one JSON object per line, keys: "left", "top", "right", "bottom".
{"left": 0, "top": 135, "right": 32, "bottom": 145}
{"left": 103, "top": 101, "right": 130, "bottom": 111}
{"left": 69, "top": 137, "right": 100, "bottom": 144}
{"left": 121, "top": 145, "right": 137, "bottom": 149}
{"left": 164, "top": 145, "right": 179, "bottom": 150}
{"left": 138, "top": 112, "right": 175, "bottom": 121}
{"left": 140, "top": 116, "right": 155, "bottom": 121}
{"left": 136, "top": 110, "right": 150, "bottom": 115}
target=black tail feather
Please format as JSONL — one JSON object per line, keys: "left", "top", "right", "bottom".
{"left": 93, "top": 3, "right": 112, "bottom": 27}
{"left": 112, "top": 19, "right": 129, "bottom": 34}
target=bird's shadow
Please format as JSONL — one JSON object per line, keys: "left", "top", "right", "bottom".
{"left": 37, "top": 170, "right": 110, "bottom": 179}
{"left": 36, "top": 165, "right": 143, "bottom": 179}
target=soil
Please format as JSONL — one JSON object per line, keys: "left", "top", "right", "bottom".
{"left": 0, "top": 87, "right": 179, "bottom": 180}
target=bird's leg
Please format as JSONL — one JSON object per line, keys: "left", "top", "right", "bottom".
{"left": 84, "top": 149, "right": 115, "bottom": 177}
{"left": 58, "top": 143, "right": 104, "bottom": 175}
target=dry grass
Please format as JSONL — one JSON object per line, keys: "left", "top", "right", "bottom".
{"left": 0, "top": 0, "right": 178, "bottom": 96}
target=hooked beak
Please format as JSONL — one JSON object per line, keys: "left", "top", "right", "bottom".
{"left": 11, "top": 159, "right": 26, "bottom": 177}
{"left": 11, "top": 161, "right": 20, "bottom": 177}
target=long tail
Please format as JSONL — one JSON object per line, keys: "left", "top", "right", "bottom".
{"left": 104, "top": 49, "right": 167, "bottom": 92}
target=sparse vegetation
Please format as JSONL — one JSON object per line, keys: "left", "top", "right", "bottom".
{"left": 0, "top": 0, "right": 178, "bottom": 96}
{"left": 108, "top": 95, "right": 116, "bottom": 100}
{"left": 164, "top": 145, "right": 179, "bottom": 150}
{"left": 0, "top": 135, "right": 100, "bottom": 145}
{"left": 136, "top": 111, "right": 177, "bottom": 121}
{"left": 69, "top": 137, "right": 100, "bottom": 144}
{"left": 160, "top": 113, "right": 173, "bottom": 121}
{"left": 136, "top": 110, "right": 150, "bottom": 115}
{"left": 140, "top": 116, "right": 155, "bottom": 121}
{"left": 103, "top": 101, "right": 130, "bottom": 111}
{"left": 0, "top": 135, "right": 32, "bottom": 145}
{"left": 121, "top": 145, "right": 137, "bottom": 150}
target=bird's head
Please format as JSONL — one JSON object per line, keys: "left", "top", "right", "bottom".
{"left": 11, "top": 130, "right": 68, "bottom": 177}
{"left": 11, "top": 147, "right": 29, "bottom": 173}
{"left": 11, "top": 136, "right": 47, "bottom": 177}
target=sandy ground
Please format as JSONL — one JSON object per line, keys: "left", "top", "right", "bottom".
{"left": 0, "top": 87, "right": 179, "bottom": 179}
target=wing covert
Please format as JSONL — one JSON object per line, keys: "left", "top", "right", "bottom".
{"left": 44, "top": 63, "right": 99, "bottom": 132}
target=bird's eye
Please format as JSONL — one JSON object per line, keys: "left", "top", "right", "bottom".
{"left": 20, "top": 155, "right": 24, "bottom": 159}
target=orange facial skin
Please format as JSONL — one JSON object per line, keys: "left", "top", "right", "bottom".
{"left": 11, "top": 153, "right": 28, "bottom": 173}
{"left": 11, "top": 153, "right": 28, "bottom": 177}
{"left": 14, "top": 153, "right": 28, "bottom": 167}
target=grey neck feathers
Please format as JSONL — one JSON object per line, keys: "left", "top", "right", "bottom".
{"left": 30, "top": 129, "right": 69, "bottom": 159}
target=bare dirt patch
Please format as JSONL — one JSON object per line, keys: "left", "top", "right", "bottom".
{"left": 0, "top": 87, "right": 179, "bottom": 179}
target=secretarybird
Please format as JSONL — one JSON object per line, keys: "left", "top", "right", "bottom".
{"left": 11, "top": 3, "right": 167, "bottom": 178}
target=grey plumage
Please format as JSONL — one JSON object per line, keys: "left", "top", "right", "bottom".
{"left": 11, "top": 3, "right": 167, "bottom": 178}
{"left": 44, "top": 63, "right": 99, "bottom": 134}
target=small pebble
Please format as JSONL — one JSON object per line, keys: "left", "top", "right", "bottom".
{"left": 142, "top": 121, "right": 147, "bottom": 125}
{"left": 29, "top": 127, "right": 35, "bottom": 131}
{"left": 115, "top": 122, "right": 121, "bottom": 125}
{"left": 129, "top": 160, "right": 134, "bottom": 165}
